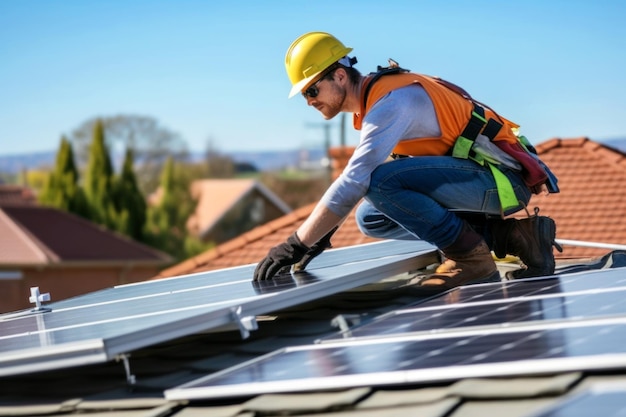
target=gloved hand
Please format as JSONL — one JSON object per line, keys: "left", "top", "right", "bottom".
{"left": 291, "top": 226, "right": 338, "bottom": 271}
{"left": 253, "top": 233, "right": 309, "bottom": 281}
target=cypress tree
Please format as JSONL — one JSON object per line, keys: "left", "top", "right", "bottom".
{"left": 112, "top": 148, "right": 147, "bottom": 240}
{"left": 84, "top": 119, "right": 116, "bottom": 229}
{"left": 39, "top": 136, "right": 90, "bottom": 218}
{"left": 145, "top": 156, "right": 199, "bottom": 260}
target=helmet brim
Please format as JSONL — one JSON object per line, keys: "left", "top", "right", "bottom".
{"left": 288, "top": 74, "right": 318, "bottom": 98}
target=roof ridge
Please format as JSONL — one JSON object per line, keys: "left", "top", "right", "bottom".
{"left": 536, "top": 137, "right": 626, "bottom": 167}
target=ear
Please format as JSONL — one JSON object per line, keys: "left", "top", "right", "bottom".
{"left": 334, "top": 67, "right": 348, "bottom": 85}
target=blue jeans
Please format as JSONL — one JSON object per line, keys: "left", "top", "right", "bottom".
{"left": 355, "top": 156, "right": 531, "bottom": 249}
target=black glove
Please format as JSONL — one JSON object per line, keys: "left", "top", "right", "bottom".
{"left": 253, "top": 233, "right": 309, "bottom": 281}
{"left": 291, "top": 226, "right": 338, "bottom": 272}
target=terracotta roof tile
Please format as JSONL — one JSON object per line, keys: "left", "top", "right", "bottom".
{"left": 520, "top": 137, "right": 626, "bottom": 259}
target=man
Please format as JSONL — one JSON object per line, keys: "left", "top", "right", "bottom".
{"left": 253, "top": 32, "right": 561, "bottom": 290}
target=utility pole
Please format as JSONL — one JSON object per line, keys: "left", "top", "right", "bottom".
{"left": 339, "top": 113, "right": 346, "bottom": 147}
{"left": 305, "top": 121, "right": 333, "bottom": 180}
{"left": 305, "top": 122, "right": 332, "bottom": 153}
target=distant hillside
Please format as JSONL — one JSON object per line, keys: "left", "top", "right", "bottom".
{"left": 0, "top": 148, "right": 327, "bottom": 175}
{"left": 2, "top": 138, "right": 624, "bottom": 176}
{"left": 0, "top": 151, "right": 56, "bottom": 174}
{"left": 225, "top": 149, "right": 327, "bottom": 172}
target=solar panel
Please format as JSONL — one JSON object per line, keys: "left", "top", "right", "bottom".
{"left": 321, "top": 269, "right": 626, "bottom": 341}
{"left": 165, "top": 317, "right": 626, "bottom": 401}
{"left": 0, "top": 240, "right": 437, "bottom": 377}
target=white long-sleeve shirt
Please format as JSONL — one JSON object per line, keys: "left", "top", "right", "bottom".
{"left": 319, "top": 84, "right": 440, "bottom": 218}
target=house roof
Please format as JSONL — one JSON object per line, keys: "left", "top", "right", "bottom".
{"left": 156, "top": 201, "right": 380, "bottom": 278}
{"left": 0, "top": 205, "right": 172, "bottom": 266}
{"left": 523, "top": 137, "right": 626, "bottom": 259}
{"left": 186, "top": 179, "right": 292, "bottom": 238}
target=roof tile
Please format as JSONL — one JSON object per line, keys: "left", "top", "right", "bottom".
{"left": 520, "top": 137, "right": 626, "bottom": 259}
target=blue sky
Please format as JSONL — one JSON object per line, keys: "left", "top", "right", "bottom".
{"left": 1, "top": 0, "right": 625, "bottom": 156}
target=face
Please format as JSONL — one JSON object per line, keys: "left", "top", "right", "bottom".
{"left": 302, "top": 71, "right": 346, "bottom": 120}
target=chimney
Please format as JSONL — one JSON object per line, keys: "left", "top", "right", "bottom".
{"left": 327, "top": 146, "right": 356, "bottom": 181}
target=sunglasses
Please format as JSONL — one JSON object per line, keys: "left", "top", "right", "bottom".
{"left": 302, "top": 77, "right": 324, "bottom": 99}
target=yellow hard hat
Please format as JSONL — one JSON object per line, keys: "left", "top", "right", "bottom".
{"left": 285, "top": 32, "right": 353, "bottom": 98}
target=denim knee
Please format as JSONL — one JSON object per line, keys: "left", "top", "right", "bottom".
{"left": 355, "top": 201, "right": 418, "bottom": 240}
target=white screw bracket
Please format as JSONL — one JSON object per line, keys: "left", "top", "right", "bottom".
{"left": 231, "top": 306, "right": 258, "bottom": 339}
{"left": 331, "top": 314, "right": 362, "bottom": 338}
{"left": 29, "top": 287, "right": 51, "bottom": 312}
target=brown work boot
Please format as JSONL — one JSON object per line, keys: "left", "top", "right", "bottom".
{"left": 491, "top": 215, "right": 563, "bottom": 279}
{"left": 417, "top": 223, "right": 500, "bottom": 293}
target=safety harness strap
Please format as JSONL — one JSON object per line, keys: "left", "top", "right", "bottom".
{"left": 488, "top": 163, "right": 519, "bottom": 212}
{"left": 451, "top": 103, "right": 518, "bottom": 212}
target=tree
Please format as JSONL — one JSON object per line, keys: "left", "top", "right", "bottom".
{"left": 112, "top": 148, "right": 147, "bottom": 240}
{"left": 39, "top": 136, "right": 90, "bottom": 218}
{"left": 70, "top": 115, "right": 189, "bottom": 193}
{"left": 144, "top": 157, "right": 209, "bottom": 261}
{"left": 83, "top": 119, "right": 117, "bottom": 229}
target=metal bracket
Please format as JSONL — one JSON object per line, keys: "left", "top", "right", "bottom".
{"left": 231, "top": 306, "right": 258, "bottom": 339}
{"left": 331, "top": 314, "right": 362, "bottom": 338}
{"left": 115, "top": 353, "right": 136, "bottom": 385}
{"left": 29, "top": 287, "right": 51, "bottom": 313}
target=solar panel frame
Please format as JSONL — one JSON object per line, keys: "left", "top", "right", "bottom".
{"left": 0, "top": 240, "right": 438, "bottom": 377}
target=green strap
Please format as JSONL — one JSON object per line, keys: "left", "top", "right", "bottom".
{"left": 487, "top": 163, "right": 519, "bottom": 212}
{"left": 452, "top": 136, "right": 474, "bottom": 159}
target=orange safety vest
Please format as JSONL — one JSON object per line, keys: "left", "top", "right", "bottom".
{"left": 353, "top": 72, "right": 520, "bottom": 157}
{"left": 353, "top": 71, "right": 552, "bottom": 195}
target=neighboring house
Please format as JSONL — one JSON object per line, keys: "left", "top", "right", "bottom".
{"left": 186, "top": 179, "right": 292, "bottom": 244}
{"left": 0, "top": 204, "right": 173, "bottom": 313}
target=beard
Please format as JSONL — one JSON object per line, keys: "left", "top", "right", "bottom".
{"left": 316, "top": 83, "right": 346, "bottom": 120}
